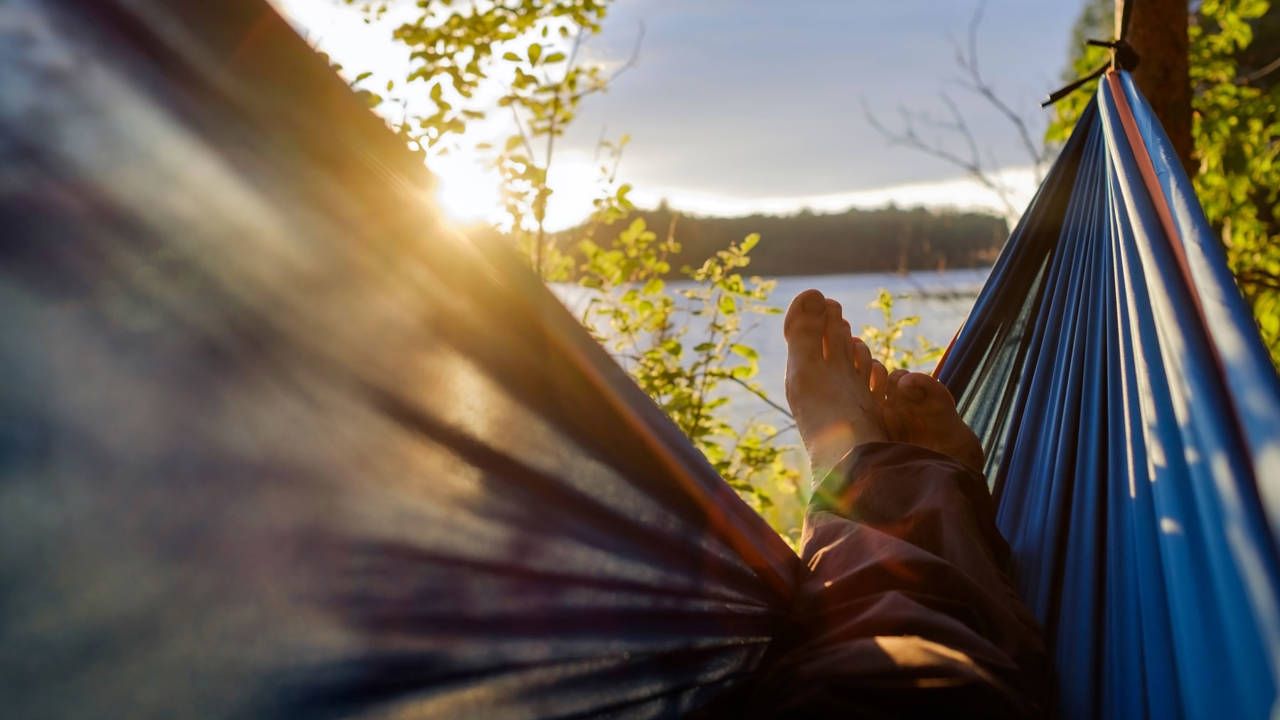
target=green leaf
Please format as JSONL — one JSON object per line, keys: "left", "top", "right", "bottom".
{"left": 729, "top": 344, "right": 759, "bottom": 360}
{"left": 355, "top": 71, "right": 373, "bottom": 83}
{"left": 740, "top": 233, "right": 760, "bottom": 253}
{"left": 528, "top": 43, "right": 543, "bottom": 64}
{"left": 544, "top": 52, "right": 567, "bottom": 64}
{"left": 502, "top": 51, "right": 521, "bottom": 62}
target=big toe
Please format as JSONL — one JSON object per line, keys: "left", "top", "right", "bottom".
{"left": 898, "top": 371, "right": 955, "bottom": 413}
{"left": 894, "top": 371, "right": 983, "bottom": 469}
{"left": 784, "top": 289, "right": 826, "bottom": 362}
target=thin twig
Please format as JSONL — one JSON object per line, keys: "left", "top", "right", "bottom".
{"left": 1243, "top": 54, "right": 1280, "bottom": 85}
{"left": 864, "top": 99, "right": 1020, "bottom": 218}
{"left": 951, "top": 0, "right": 1047, "bottom": 180}
{"left": 727, "top": 376, "right": 794, "bottom": 421}
{"left": 864, "top": 1, "right": 1048, "bottom": 219}
{"left": 762, "top": 423, "right": 798, "bottom": 444}
{"left": 507, "top": 103, "right": 536, "bottom": 160}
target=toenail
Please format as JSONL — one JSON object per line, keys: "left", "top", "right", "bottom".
{"left": 802, "top": 294, "right": 825, "bottom": 314}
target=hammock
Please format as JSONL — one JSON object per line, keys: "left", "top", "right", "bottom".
{"left": 937, "top": 71, "right": 1280, "bottom": 717}
{"left": 1, "top": 0, "right": 1276, "bottom": 717}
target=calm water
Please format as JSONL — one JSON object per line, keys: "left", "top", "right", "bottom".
{"left": 558, "top": 268, "right": 990, "bottom": 432}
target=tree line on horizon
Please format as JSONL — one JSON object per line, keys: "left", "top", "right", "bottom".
{"left": 468, "top": 204, "right": 1010, "bottom": 278}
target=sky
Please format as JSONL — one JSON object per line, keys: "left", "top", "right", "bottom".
{"left": 273, "top": 0, "right": 1089, "bottom": 230}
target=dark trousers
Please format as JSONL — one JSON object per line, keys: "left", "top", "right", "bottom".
{"left": 702, "top": 442, "right": 1049, "bottom": 718}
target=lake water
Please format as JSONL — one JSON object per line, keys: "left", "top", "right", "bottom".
{"left": 557, "top": 267, "right": 990, "bottom": 433}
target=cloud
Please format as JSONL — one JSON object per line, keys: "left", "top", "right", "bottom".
{"left": 629, "top": 165, "right": 1040, "bottom": 223}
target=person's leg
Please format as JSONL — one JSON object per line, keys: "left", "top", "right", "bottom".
{"left": 739, "top": 290, "right": 1048, "bottom": 717}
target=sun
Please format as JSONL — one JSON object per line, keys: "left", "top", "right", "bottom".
{"left": 427, "top": 148, "right": 610, "bottom": 233}
{"left": 428, "top": 151, "right": 506, "bottom": 228}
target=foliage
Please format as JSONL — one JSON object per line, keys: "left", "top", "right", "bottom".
{"left": 344, "top": 0, "right": 618, "bottom": 278}
{"left": 862, "top": 289, "right": 946, "bottom": 370}
{"left": 347, "top": 0, "right": 604, "bottom": 144}
{"left": 1190, "top": 1, "right": 1280, "bottom": 363}
{"left": 333, "top": 0, "right": 955, "bottom": 546}
{"left": 576, "top": 211, "right": 805, "bottom": 543}
{"left": 338, "top": 0, "right": 809, "bottom": 541}
{"left": 1044, "top": 0, "right": 1112, "bottom": 145}
{"left": 1049, "top": 0, "right": 1280, "bottom": 365}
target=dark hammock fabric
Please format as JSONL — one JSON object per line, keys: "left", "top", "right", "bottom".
{"left": 0, "top": 0, "right": 802, "bottom": 716}
{"left": 937, "top": 71, "right": 1280, "bottom": 718}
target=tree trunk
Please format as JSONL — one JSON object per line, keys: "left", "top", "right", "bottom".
{"left": 1117, "top": 0, "right": 1194, "bottom": 175}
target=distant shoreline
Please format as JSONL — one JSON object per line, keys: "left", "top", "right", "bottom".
{"left": 471, "top": 205, "right": 1009, "bottom": 278}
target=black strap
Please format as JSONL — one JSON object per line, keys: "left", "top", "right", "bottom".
{"left": 1042, "top": 2, "right": 1140, "bottom": 107}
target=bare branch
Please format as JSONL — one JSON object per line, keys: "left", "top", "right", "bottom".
{"left": 609, "top": 21, "right": 646, "bottom": 84}
{"left": 727, "top": 376, "right": 794, "bottom": 421}
{"left": 863, "top": 98, "right": 1019, "bottom": 218}
{"left": 1237, "top": 269, "right": 1280, "bottom": 293}
{"left": 939, "top": 92, "right": 982, "bottom": 170}
{"left": 1242, "top": 54, "right": 1280, "bottom": 85}
{"left": 762, "top": 423, "right": 797, "bottom": 445}
{"left": 507, "top": 102, "right": 537, "bottom": 160}
{"left": 948, "top": 0, "right": 1047, "bottom": 180}
{"left": 864, "top": 1, "right": 1048, "bottom": 220}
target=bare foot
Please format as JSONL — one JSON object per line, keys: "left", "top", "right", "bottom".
{"left": 784, "top": 289, "right": 887, "bottom": 478}
{"left": 881, "top": 370, "right": 984, "bottom": 471}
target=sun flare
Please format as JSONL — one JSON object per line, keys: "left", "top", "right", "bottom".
{"left": 428, "top": 152, "right": 505, "bottom": 228}
{"left": 428, "top": 148, "right": 611, "bottom": 233}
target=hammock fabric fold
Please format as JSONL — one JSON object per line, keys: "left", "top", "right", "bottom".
{"left": 2, "top": 0, "right": 1278, "bottom": 717}
{"left": 937, "top": 71, "right": 1280, "bottom": 718}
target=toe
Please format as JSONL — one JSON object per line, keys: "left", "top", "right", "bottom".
{"left": 822, "top": 299, "right": 852, "bottom": 364}
{"left": 900, "top": 372, "right": 955, "bottom": 410}
{"left": 784, "top": 290, "right": 826, "bottom": 337}
{"left": 851, "top": 336, "right": 873, "bottom": 381}
{"left": 870, "top": 360, "right": 888, "bottom": 397}
{"left": 886, "top": 369, "right": 909, "bottom": 398}
{"left": 784, "top": 290, "right": 826, "bottom": 361}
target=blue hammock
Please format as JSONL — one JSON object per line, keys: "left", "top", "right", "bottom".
{"left": 2, "top": 0, "right": 1278, "bottom": 716}
{"left": 938, "top": 71, "right": 1280, "bottom": 718}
